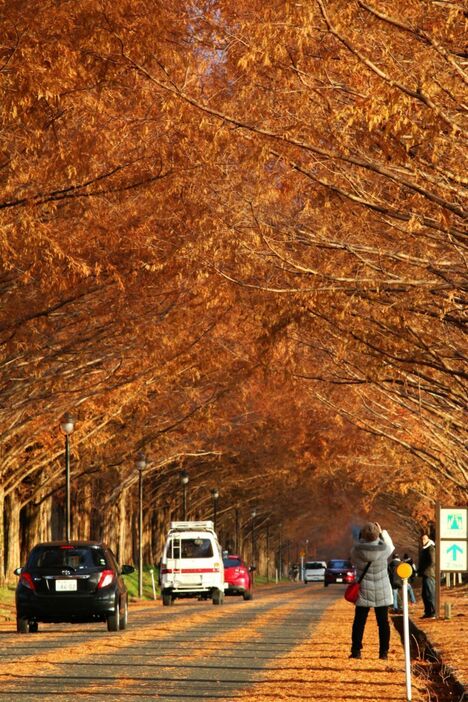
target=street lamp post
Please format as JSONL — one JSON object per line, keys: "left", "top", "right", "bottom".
{"left": 136, "top": 451, "right": 147, "bottom": 599}
{"left": 180, "top": 470, "right": 189, "bottom": 520}
{"left": 60, "top": 413, "right": 76, "bottom": 542}
{"left": 211, "top": 488, "right": 219, "bottom": 530}
{"left": 278, "top": 523, "right": 283, "bottom": 579}
{"left": 251, "top": 509, "right": 257, "bottom": 566}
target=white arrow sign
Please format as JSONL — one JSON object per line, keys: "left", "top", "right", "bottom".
{"left": 440, "top": 540, "right": 467, "bottom": 571}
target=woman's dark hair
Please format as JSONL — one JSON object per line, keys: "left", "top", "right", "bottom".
{"left": 360, "top": 522, "right": 380, "bottom": 542}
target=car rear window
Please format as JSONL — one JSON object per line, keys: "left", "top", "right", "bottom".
{"left": 168, "top": 538, "right": 214, "bottom": 559}
{"left": 305, "top": 562, "right": 325, "bottom": 569}
{"left": 223, "top": 557, "right": 242, "bottom": 568}
{"left": 328, "top": 560, "right": 352, "bottom": 569}
{"left": 28, "top": 546, "right": 107, "bottom": 570}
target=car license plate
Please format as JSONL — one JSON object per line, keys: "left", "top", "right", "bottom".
{"left": 336, "top": 578, "right": 343, "bottom": 582}
{"left": 56, "top": 579, "right": 77, "bottom": 591}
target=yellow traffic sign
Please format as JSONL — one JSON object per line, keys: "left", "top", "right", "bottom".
{"left": 396, "top": 562, "right": 413, "bottom": 580}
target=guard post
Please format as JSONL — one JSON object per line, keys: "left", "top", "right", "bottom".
{"left": 396, "top": 561, "right": 413, "bottom": 702}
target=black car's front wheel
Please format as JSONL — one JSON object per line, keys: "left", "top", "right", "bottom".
{"left": 107, "top": 601, "right": 120, "bottom": 632}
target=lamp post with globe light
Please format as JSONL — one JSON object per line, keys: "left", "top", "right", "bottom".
{"left": 211, "top": 488, "right": 219, "bottom": 530}
{"left": 136, "top": 451, "right": 147, "bottom": 599}
{"left": 60, "top": 413, "right": 76, "bottom": 542}
{"left": 180, "top": 470, "right": 189, "bottom": 520}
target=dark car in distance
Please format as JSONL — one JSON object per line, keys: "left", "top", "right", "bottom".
{"left": 223, "top": 555, "right": 254, "bottom": 600}
{"left": 14, "top": 541, "right": 134, "bottom": 633}
{"left": 324, "top": 559, "right": 356, "bottom": 587}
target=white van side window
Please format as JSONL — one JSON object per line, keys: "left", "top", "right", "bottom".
{"left": 167, "top": 538, "right": 181, "bottom": 559}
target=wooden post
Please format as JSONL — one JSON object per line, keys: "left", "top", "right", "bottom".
{"left": 435, "top": 501, "right": 441, "bottom": 619}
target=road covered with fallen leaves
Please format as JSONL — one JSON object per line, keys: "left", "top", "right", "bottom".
{"left": 0, "top": 583, "right": 429, "bottom": 701}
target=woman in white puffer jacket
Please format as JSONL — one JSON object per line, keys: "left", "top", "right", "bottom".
{"left": 349, "top": 522, "right": 394, "bottom": 660}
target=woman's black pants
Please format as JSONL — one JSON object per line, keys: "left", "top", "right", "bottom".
{"left": 351, "top": 605, "right": 390, "bottom": 655}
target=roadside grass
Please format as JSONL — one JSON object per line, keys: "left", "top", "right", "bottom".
{"left": 125, "top": 565, "right": 160, "bottom": 601}
{"left": 254, "top": 575, "right": 281, "bottom": 585}
{"left": 0, "top": 585, "right": 16, "bottom": 621}
{"left": 125, "top": 567, "right": 278, "bottom": 598}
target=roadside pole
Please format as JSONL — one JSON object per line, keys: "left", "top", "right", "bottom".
{"left": 299, "top": 550, "right": 305, "bottom": 581}
{"left": 396, "top": 562, "right": 413, "bottom": 702}
{"left": 149, "top": 568, "right": 157, "bottom": 600}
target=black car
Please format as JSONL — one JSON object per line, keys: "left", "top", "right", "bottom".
{"left": 324, "top": 559, "right": 356, "bottom": 587}
{"left": 14, "top": 541, "right": 134, "bottom": 633}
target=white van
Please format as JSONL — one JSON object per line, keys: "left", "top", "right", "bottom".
{"left": 159, "top": 521, "right": 226, "bottom": 606}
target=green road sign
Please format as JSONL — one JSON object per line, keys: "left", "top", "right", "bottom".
{"left": 440, "top": 508, "right": 467, "bottom": 539}
{"left": 439, "top": 540, "right": 467, "bottom": 571}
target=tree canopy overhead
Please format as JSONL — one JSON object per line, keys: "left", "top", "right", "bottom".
{"left": 0, "top": 0, "right": 466, "bottom": 575}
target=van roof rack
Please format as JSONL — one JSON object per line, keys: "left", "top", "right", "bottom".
{"left": 169, "top": 521, "right": 215, "bottom": 532}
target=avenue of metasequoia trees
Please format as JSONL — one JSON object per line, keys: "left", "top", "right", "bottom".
{"left": 0, "top": 0, "right": 466, "bottom": 583}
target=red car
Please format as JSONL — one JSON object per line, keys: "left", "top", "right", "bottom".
{"left": 324, "top": 559, "right": 356, "bottom": 587}
{"left": 223, "top": 555, "right": 254, "bottom": 600}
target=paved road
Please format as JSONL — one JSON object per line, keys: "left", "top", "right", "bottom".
{"left": 0, "top": 583, "right": 340, "bottom": 701}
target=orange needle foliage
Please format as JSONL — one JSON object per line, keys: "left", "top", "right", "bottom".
{"left": 0, "top": 0, "right": 465, "bottom": 581}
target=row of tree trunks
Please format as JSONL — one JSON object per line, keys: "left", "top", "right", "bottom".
{"left": 2, "top": 488, "right": 281, "bottom": 585}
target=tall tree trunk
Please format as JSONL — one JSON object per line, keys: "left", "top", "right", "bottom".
{"left": 0, "top": 485, "right": 5, "bottom": 587}
{"left": 131, "top": 497, "right": 138, "bottom": 566}
{"left": 101, "top": 498, "right": 117, "bottom": 549}
{"left": 5, "top": 490, "right": 21, "bottom": 585}
{"left": 75, "top": 482, "right": 91, "bottom": 540}
{"left": 51, "top": 496, "right": 64, "bottom": 541}
{"left": 25, "top": 496, "right": 53, "bottom": 557}
{"left": 117, "top": 489, "right": 127, "bottom": 564}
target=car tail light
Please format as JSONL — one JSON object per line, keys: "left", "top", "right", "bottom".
{"left": 97, "top": 569, "right": 115, "bottom": 589}
{"left": 20, "top": 572, "right": 36, "bottom": 590}
{"left": 346, "top": 571, "right": 354, "bottom": 577}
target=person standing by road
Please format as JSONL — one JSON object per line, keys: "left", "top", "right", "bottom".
{"left": 388, "top": 552, "right": 403, "bottom": 612}
{"left": 349, "top": 522, "right": 394, "bottom": 660}
{"left": 418, "top": 534, "right": 436, "bottom": 618}
{"left": 402, "top": 552, "right": 417, "bottom": 604}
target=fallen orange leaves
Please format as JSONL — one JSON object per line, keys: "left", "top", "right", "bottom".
{"left": 238, "top": 597, "right": 428, "bottom": 702}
